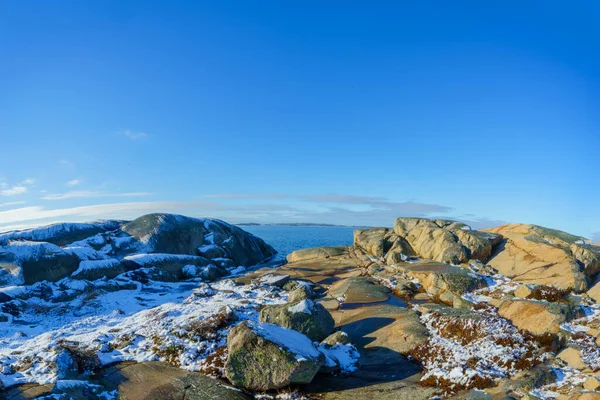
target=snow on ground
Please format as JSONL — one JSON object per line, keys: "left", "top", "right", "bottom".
{"left": 0, "top": 274, "right": 288, "bottom": 389}
{"left": 414, "top": 309, "right": 546, "bottom": 391}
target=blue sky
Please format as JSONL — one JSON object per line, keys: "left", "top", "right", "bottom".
{"left": 0, "top": 1, "right": 599, "bottom": 239}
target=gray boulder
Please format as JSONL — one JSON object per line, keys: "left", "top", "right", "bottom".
{"left": 259, "top": 299, "right": 335, "bottom": 341}
{"left": 225, "top": 320, "right": 324, "bottom": 391}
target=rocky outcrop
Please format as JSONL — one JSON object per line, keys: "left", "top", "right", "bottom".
{"left": 393, "top": 218, "right": 501, "bottom": 264}
{"left": 259, "top": 299, "right": 335, "bottom": 341}
{"left": 0, "top": 213, "right": 276, "bottom": 286}
{"left": 224, "top": 320, "right": 324, "bottom": 391}
{"left": 485, "top": 224, "right": 600, "bottom": 292}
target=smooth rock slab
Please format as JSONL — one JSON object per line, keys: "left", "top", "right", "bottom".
{"left": 97, "top": 361, "right": 250, "bottom": 400}
{"left": 328, "top": 277, "right": 390, "bottom": 305}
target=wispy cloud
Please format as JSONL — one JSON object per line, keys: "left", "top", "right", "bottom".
{"left": 1, "top": 186, "right": 28, "bottom": 196}
{"left": 199, "top": 193, "right": 453, "bottom": 214}
{"left": 65, "top": 179, "right": 81, "bottom": 187}
{"left": 121, "top": 129, "right": 149, "bottom": 140}
{"left": 0, "top": 179, "right": 34, "bottom": 197}
{"left": 0, "top": 201, "right": 25, "bottom": 208}
{"left": 41, "top": 191, "right": 153, "bottom": 200}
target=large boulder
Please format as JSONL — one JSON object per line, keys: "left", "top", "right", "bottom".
{"left": 485, "top": 224, "right": 600, "bottom": 292}
{"left": 122, "top": 214, "right": 276, "bottom": 266}
{"left": 498, "top": 299, "right": 578, "bottom": 335}
{"left": 0, "top": 241, "right": 80, "bottom": 284}
{"left": 259, "top": 299, "right": 335, "bottom": 341}
{"left": 393, "top": 218, "right": 501, "bottom": 264}
{"left": 225, "top": 320, "right": 324, "bottom": 391}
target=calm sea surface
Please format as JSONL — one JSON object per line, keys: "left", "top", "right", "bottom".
{"left": 241, "top": 225, "right": 356, "bottom": 258}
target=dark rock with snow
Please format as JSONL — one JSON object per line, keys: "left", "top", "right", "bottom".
{"left": 0, "top": 242, "right": 80, "bottom": 285}
{"left": 0, "top": 221, "right": 123, "bottom": 247}
{"left": 259, "top": 299, "right": 335, "bottom": 341}
{"left": 122, "top": 213, "right": 276, "bottom": 266}
{"left": 225, "top": 320, "right": 324, "bottom": 391}
{"left": 0, "top": 213, "right": 277, "bottom": 286}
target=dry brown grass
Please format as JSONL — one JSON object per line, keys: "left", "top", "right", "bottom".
{"left": 526, "top": 285, "right": 570, "bottom": 302}
{"left": 180, "top": 306, "right": 235, "bottom": 341}
{"left": 199, "top": 345, "right": 228, "bottom": 378}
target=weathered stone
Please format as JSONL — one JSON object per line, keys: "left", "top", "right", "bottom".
{"left": 589, "top": 280, "right": 600, "bottom": 303}
{"left": 498, "top": 299, "right": 577, "bottom": 335}
{"left": 393, "top": 218, "right": 500, "bottom": 264}
{"left": 286, "top": 246, "right": 349, "bottom": 263}
{"left": 514, "top": 285, "right": 534, "bottom": 299}
{"left": 259, "top": 299, "right": 335, "bottom": 341}
{"left": 557, "top": 346, "right": 588, "bottom": 370}
{"left": 584, "top": 377, "right": 600, "bottom": 391}
{"left": 353, "top": 228, "right": 415, "bottom": 262}
{"left": 225, "top": 320, "right": 324, "bottom": 390}
{"left": 398, "top": 261, "right": 488, "bottom": 307}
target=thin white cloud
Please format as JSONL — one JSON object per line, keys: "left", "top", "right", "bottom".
{"left": 65, "top": 179, "right": 81, "bottom": 187}
{"left": 0, "top": 179, "right": 35, "bottom": 197}
{"left": 41, "top": 191, "right": 153, "bottom": 200}
{"left": 0, "top": 201, "right": 25, "bottom": 208}
{"left": 121, "top": 129, "right": 149, "bottom": 140}
{"left": 1, "top": 186, "right": 28, "bottom": 196}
